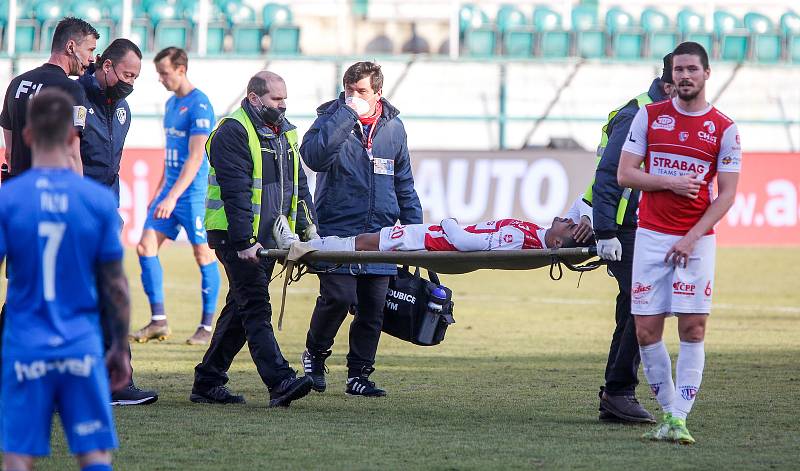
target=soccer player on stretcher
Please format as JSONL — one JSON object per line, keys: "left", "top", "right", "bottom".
{"left": 281, "top": 198, "right": 594, "bottom": 253}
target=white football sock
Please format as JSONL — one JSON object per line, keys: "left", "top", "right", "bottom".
{"left": 673, "top": 340, "right": 705, "bottom": 420}
{"left": 308, "top": 236, "right": 356, "bottom": 252}
{"left": 640, "top": 340, "right": 675, "bottom": 415}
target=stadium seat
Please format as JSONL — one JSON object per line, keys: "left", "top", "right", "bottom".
{"left": 745, "top": 12, "right": 781, "bottom": 63}
{"left": 15, "top": 19, "right": 39, "bottom": 53}
{"left": 497, "top": 4, "right": 532, "bottom": 57}
{"left": 92, "top": 21, "right": 113, "bottom": 53}
{"left": 641, "top": 7, "right": 677, "bottom": 59}
{"left": 202, "top": 21, "right": 227, "bottom": 54}
{"left": 35, "top": 0, "right": 65, "bottom": 52}
{"left": 677, "top": 9, "right": 713, "bottom": 54}
{"left": 70, "top": 0, "right": 105, "bottom": 23}
{"left": 571, "top": 5, "right": 604, "bottom": 58}
{"left": 155, "top": 20, "right": 190, "bottom": 50}
{"left": 459, "top": 4, "right": 489, "bottom": 35}
{"left": 268, "top": 24, "right": 299, "bottom": 55}
{"left": 532, "top": 6, "right": 569, "bottom": 58}
{"left": 780, "top": 11, "right": 800, "bottom": 62}
{"left": 227, "top": 3, "right": 261, "bottom": 55}
{"left": 147, "top": 0, "right": 181, "bottom": 25}
{"left": 130, "top": 20, "right": 153, "bottom": 52}
{"left": 714, "top": 10, "right": 749, "bottom": 62}
{"left": 606, "top": 7, "right": 642, "bottom": 59}
{"left": 463, "top": 27, "right": 496, "bottom": 57}
{"left": 262, "top": 3, "right": 293, "bottom": 32}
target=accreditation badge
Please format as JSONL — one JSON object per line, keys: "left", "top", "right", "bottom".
{"left": 372, "top": 157, "right": 394, "bottom": 176}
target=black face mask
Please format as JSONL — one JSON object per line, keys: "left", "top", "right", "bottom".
{"left": 105, "top": 65, "right": 134, "bottom": 102}
{"left": 256, "top": 96, "right": 285, "bottom": 126}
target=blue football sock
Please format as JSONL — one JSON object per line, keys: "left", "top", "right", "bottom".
{"left": 139, "top": 255, "right": 165, "bottom": 318}
{"left": 81, "top": 463, "right": 112, "bottom": 471}
{"left": 200, "top": 261, "right": 220, "bottom": 325}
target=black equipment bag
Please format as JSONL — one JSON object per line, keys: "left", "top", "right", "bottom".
{"left": 381, "top": 266, "right": 455, "bottom": 346}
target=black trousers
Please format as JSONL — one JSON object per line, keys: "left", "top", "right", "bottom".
{"left": 306, "top": 273, "right": 390, "bottom": 377}
{"left": 193, "top": 247, "right": 293, "bottom": 390}
{"left": 603, "top": 228, "right": 640, "bottom": 396}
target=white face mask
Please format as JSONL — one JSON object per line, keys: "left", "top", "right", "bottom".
{"left": 345, "top": 96, "right": 371, "bottom": 116}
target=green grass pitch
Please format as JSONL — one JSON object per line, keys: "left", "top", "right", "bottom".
{"left": 6, "top": 246, "right": 799, "bottom": 470}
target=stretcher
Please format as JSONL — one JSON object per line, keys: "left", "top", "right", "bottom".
{"left": 257, "top": 247, "right": 605, "bottom": 330}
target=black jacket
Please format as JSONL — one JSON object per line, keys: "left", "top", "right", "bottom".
{"left": 592, "top": 78, "right": 667, "bottom": 239}
{"left": 78, "top": 73, "right": 131, "bottom": 201}
{"left": 207, "top": 99, "right": 315, "bottom": 250}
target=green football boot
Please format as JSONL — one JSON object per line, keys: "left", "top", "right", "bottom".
{"left": 667, "top": 416, "right": 696, "bottom": 445}
{"left": 641, "top": 413, "right": 673, "bottom": 441}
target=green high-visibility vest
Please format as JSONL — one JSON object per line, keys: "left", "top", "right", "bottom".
{"left": 583, "top": 92, "right": 652, "bottom": 225}
{"left": 205, "top": 107, "right": 300, "bottom": 238}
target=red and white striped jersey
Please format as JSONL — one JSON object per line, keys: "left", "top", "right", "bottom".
{"left": 379, "top": 219, "right": 547, "bottom": 252}
{"left": 622, "top": 98, "right": 741, "bottom": 235}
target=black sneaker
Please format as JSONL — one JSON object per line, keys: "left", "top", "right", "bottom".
{"left": 190, "top": 385, "right": 246, "bottom": 404}
{"left": 111, "top": 384, "right": 159, "bottom": 406}
{"left": 345, "top": 367, "right": 386, "bottom": 397}
{"left": 269, "top": 376, "right": 313, "bottom": 408}
{"left": 301, "top": 349, "right": 332, "bottom": 392}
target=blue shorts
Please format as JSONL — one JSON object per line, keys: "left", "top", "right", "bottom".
{"left": 143, "top": 190, "right": 207, "bottom": 244}
{"left": 1, "top": 354, "right": 117, "bottom": 456}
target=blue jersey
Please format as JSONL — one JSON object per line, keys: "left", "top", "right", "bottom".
{"left": 163, "top": 88, "right": 215, "bottom": 197}
{"left": 0, "top": 168, "right": 123, "bottom": 360}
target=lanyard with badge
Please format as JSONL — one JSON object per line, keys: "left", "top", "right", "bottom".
{"left": 362, "top": 120, "right": 394, "bottom": 176}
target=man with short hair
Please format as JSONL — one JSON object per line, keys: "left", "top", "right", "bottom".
{"left": 0, "top": 88, "right": 131, "bottom": 471}
{"left": 79, "top": 38, "right": 141, "bottom": 200}
{"left": 589, "top": 54, "right": 675, "bottom": 424}
{"left": 300, "top": 61, "right": 422, "bottom": 397}
{"left": 190, "top": 71, "right": 316, "bottom": 407}
{"left": 1, "top": 16, "right": 97, "bottom": 177}
{"left": 618, "top": 42, "right": 741, "bottom": 444}
{"left": 131, "top": 47, "right": 220, "bottom": 346}
{"left": 79, "top": 38, "right": 158, "bottom": 406}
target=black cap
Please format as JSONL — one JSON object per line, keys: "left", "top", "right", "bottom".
{"left": 661, "top": 53, "right": 674, "bottom": 84}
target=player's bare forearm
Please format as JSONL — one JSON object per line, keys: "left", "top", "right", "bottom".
{"left": 97, "top": 259, "right": 131, "bottom": 352}
{"left": 2, "top": 128, "right": 11, "bottom": 166}
{"left": 618, "top": 151, "right": 670, "bottom": 191}
{"left": 686, "top": 172, "right": 740, "bottom": 240}
{"left": 166, "top": 135, "right": 207, "bottom": 200}
{"left": 70, "top": 138, "right": 83, "bottom": 175}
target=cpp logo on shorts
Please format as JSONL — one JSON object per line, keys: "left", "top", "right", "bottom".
{"left": 650, "top": 383, "right": 661, "bottom": 395}
{"left": 680, "top": 386, "right": 698, "bottom": 401}
{"left": 673, "top": 281, "right": 695, "bottom": 296}
{"left": 651, "top": 115, "right": 675, "bottom": 131}
{"left": 503, "top": 234, "right": 513, "bottom": 243}
{"left": 704, "top": 281, "right": 712, "bottom": 297}
{"left": 632, "top": 282, "right": 652, "bottom": 300}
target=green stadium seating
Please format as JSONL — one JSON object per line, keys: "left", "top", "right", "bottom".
{"left": 496, "top": 4, "right": 527, "bottom": 33}
{"left": 533, "top": 6, "right": 568, "bottom": 58}
{"left": 15, "top": 19, "right": 38, "bottom": 53}
{"left": 641, "top": 8, "right": 677, "bottom": 59}
{"left": 147, "top": 1, "right": 181, "bottom": 25}
{"left": 504, "top": 28, "right": 533, "bottom": 57}
{"left": 463, "top": 27, "right": 496, "bottom": 57}
{"left": 155, "top": 20, "right": 190, "bottom": 50}
{"left": 203, "top": 21, "right": 227, "bottom": 54}
{"left": 780, "top": 11, "right": 800, "bottom": 62}
{"left": 497, "top": 4, "right": 532, "bottom": 57}
{"left": 70, "top": 0, "right": 105, "bottom": 23}
{"left": 606, "top": 7, "right": 641, "bottom": 59}
{"left": 459, "top": 4, "right": 489, "bottom": 35}
{"left": 677, "top": 9, "right": 713, "bottom": 54}
{"left": 714, "top": 11, "right": 749, "bottom": 62}
{"left": 572, "top": 5, "right": 604, "bottom": 58}
{"left": 269, "top": 24, "right": 299, "bottom": 55}
{"left": 745, "top": 12, "right": 781, "bottom": 63}
{"left": 263, "top": 3, "right": 293, "bottom": 32}
{"left": 130, "top": 20, "right": 153, "bottom": 52}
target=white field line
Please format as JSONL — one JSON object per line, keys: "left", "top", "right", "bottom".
{"left": 283, "top": 289, "right": 800, "bottom": 314}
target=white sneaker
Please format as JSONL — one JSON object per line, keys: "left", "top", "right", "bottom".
{"left": 272, "top": 215, "right": 299, "bottom": 249}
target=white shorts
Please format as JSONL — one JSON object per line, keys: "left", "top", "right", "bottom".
{"left": 631, "top": 228, "right": 716, "bottom": 316}
{"left": 379, "top": 224, "right": 432, "bottom": 251}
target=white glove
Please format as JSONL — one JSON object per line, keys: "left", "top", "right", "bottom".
{"left": 303, "top": 224, "right": 320, "bottom": 241}
{"left": 597, "top": 237, "right": 623, "bottom": 261}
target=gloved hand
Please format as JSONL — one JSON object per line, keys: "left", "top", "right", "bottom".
{"left": 597, "top": 237, "right": 623, "bottom": 261}
{"left": 302, "top": 224, "right": 320, "bottom": 241}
